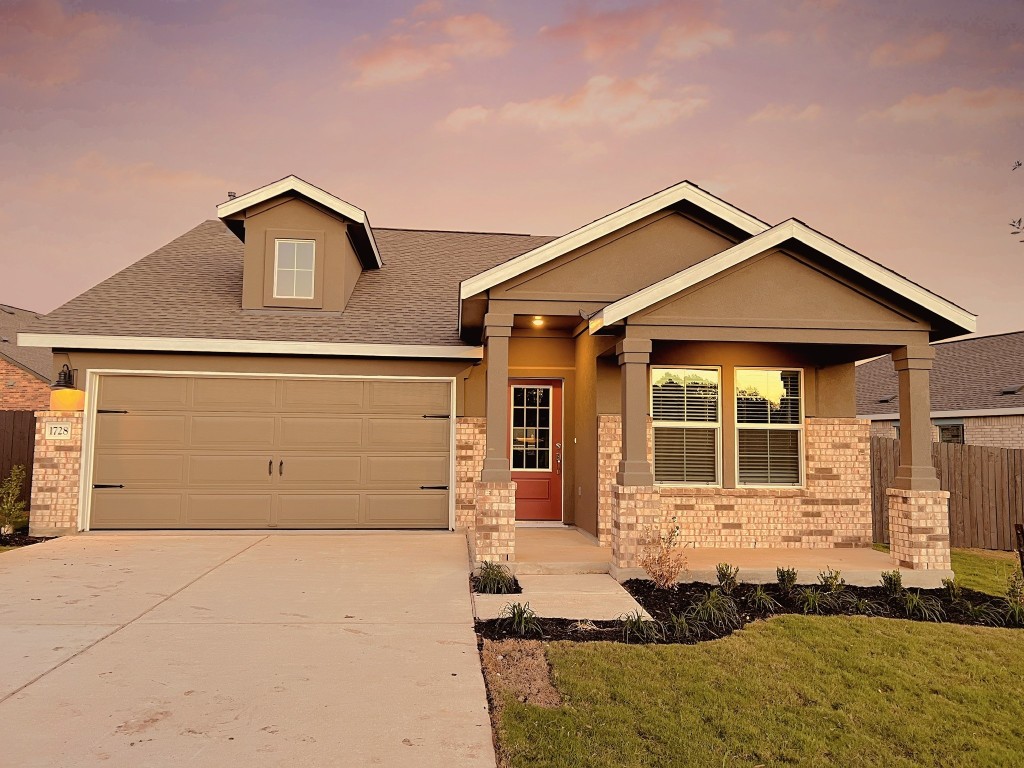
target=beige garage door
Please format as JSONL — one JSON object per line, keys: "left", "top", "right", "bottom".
{"left": 89, "top": 374, "right": 452, "bottom": 529}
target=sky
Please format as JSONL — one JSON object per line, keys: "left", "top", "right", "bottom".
{"left": 0, "top": 0, "right": 1021, "bottom": 336}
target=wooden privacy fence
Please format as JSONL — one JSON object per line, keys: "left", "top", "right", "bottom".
{"left": 0, "top": 410, "right": 36, "bottom": 509}
{"left": 871, "top": 436, "right": 1024, "bottom": 550}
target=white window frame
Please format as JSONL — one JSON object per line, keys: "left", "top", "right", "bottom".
{"left": 734, "top": 367, "right": 804, "bottom": 488}
{"left": 273, "top": 239, "right": 316, "bottom": 300}
{"left": 510, "top": 383, "right": 555, "bottom": 473}
{"left": 651, "top": 366, "right": 722, "bottom": 487}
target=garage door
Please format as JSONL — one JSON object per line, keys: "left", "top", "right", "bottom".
{"left": 89, "top": 374, "right": 452, "bottom": 529}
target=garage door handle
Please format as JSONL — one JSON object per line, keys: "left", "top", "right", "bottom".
{"left": 420, "top": 485, "right": 449, "bottom": 490}
{"left": 93, "top": 484, "right": 124, "bottom": 489}
{"left": 268, "top": 459, "right": 273, "bottom": 476}
{"left": 279, "top": 459, "right": 284, "bottom": 476}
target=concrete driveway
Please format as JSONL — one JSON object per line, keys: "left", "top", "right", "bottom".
{"left": 0, "top": 533, "right": 495, "bottom": 767}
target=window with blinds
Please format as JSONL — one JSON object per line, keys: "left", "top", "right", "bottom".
{"left": 651, "top": 368, "right": 720, "bottom": 485}
{"left": 735, "top": 369, "right": 803, "bottom": 485}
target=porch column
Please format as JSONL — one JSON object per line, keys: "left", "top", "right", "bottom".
{"left": 611, "top": 337, "right": 661, "bottom": 576}
{"left": 887, "top": 344, "right": 951, "bottom": 573}
{"left": 473, "top": 313, "right": 516, "bottom": 564}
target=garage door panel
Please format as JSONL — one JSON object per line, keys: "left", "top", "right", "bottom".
{"left": 367, "top": 381, "right": 450, "bottom": 414}
{"left": 364, "top": 493, "right": 448, "bottom": 527}
{"left": 97, "top": 376, "right": 188, "bottom": 411}
{"left": 186, "top": 494, "right": 273, "bottom": 527}
{"left": 366, "top": 455, "right": 449, "bottom": 484}
{"left": 278, "top": 494, "right": 361, "bottom": 527}
{"left": 192, "top": 377, "right": 277, "bottom": 411}
{"left": 93, "top": 453, "right": 186, "bottom": 485}
{"left": 279, "top": 417, "right": 364, "bottom": 449}
{"left": 95, "top": 414, "right": 187, "bottom": 449}
{"left": 367, "top": 417, "right": 449, "bottom": 451}
{"left": 91, "top": 492, "right": 184, "bottom": 528}
{"left": 277, "top": 455, "right": 362, "bottom": 485}
{"left": 281, "top": 379, "right": 365, "bottom": 412}
{"left": 190, "top": 416, "right": 276, "bottom": 448}
{"left": 188, "top": 455, "right": 275, "bottom": 486}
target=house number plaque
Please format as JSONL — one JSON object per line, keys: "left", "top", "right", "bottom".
{"left": 45, "top": 422, "right": 72, "bottom": 441}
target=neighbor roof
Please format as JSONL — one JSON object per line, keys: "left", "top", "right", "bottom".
{"left": 856, "top": 331, "right": 1024, "bottom": 417}
{"left": 24, "top": 220, "right": 553, "bottom": 351}
{"left": 0, "top": 304, "right": 52, "bottom": 380}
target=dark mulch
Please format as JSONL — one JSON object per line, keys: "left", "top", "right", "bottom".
{"left": 0, "top": 532, "right": 49, "bottom": 549}
{"left": 475, "top": 578, "right": 1021, "bottom": 645}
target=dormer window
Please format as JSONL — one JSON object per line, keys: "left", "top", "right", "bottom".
{"left": 274, "top": 239, "right": 316, "bottom": 300}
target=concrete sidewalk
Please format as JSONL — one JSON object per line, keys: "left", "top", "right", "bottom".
{"left": 474, "top": 574, "right": 649, "bottom": 620}
{"left": 0, "top": 533, "right": 495, "bottom": 768}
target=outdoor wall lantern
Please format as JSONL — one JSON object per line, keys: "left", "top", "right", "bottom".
{"left": 50, "top": 364, "right": 85, "bottom": 411}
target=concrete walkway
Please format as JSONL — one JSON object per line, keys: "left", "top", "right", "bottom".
{"left": 0, "top": 533, "right": 495, "bottom": 768}
{"left": 474, "top": 574, "right": 649, "bottom": 620}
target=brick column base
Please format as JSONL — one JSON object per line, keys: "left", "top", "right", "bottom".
{"left": 30, "top": 411, "right": 84, "bottom": 537}
{"left": 471, "top": 481, "right": 516, "bottom": 564}
{"left": 886, "top": 488, "right": 951, "bottom": 570}
{"left": 611, "top": 484, "right": 662, "bottom": 570}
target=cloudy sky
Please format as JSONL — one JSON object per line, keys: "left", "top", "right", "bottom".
{"left": 1, "top": 0, "right": 1021, "bottom": 335}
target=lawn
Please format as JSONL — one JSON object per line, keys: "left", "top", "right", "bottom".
{"left": 950, "top": 548, "right": 1020, "bottom": 596}
{"left": 495, "top": 616, "right": 1024, "bottom": 768}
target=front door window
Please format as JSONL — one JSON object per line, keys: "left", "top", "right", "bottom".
{"left": 511, "top": 385, "right": 552, "bottom": 471}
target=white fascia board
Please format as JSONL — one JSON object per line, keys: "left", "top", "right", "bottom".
{"left": 216, "top": 175, "right": 382, "bottom": 268}
{"left": 458, "top": 181, "right": 770, "bottom": 300}
{"left": 17, "top": 333, "right": 482, "bottom": 360}
{"left": 590, "top": 220, "right": 977, "bottom": 334}
{"left": 860, "top": 407, "right": 1024, "bottom": 420}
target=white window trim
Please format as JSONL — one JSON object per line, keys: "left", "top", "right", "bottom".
{"left": 734, "top": 367, "right": 805, "bottom": 488}
{"left": 273, "top": 239, "right": 316, "bottom": 300}
{"left": 510, "top": 384, "right": 555, "bottom": 473}
{"left": 651, "top": 366, "right": 722, "bottom": 488}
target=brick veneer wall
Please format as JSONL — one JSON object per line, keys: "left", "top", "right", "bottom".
{"left": 611, "top": 485, "right": 661, "bottom": 569}
{"left": 455, "top": 417, "right": 485, "bottom": 531}
{"left": 869, "top": 420, "right": 940, "bottom": 442}
{"left": 472, "top": 481, "right": 515, "bottom": 563}
{"left": 886, "top": 488, "right": 951, "bottom": 570}
{"left": 0, "top": 359, "right": 50, "bottom": 410}
{"left": 599, "top": 416, "right": 873, "bottom": 549}
{"left": 29, "top": 411, "right": 83, "bottom": 536}
{"left": 963, "top": 415, "right": 1024, "bottom": 449}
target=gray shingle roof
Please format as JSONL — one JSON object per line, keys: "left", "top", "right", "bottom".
{"left": 30, "top": 221, "right": 555, "bottom": 347}
{"left": 856, "top": 331, "right": 1024, "bottom": 415}
{"left": 0, "top": 304, "right": 52, "bottom": 380}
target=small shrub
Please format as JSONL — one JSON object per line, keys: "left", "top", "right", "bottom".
{"left": 667, "top": 608, "right": 706, "bottom": 642}
{"left": 839, "top": 592, "right": 884, "bottom": 616}
{"left": 693, "top": 588, "right": 743, "bottom": 632}
{"left": 776, "top": 567, "right": 798, "bottom": 595}
{"left": 619, "top": 609, "right": 664, "bottom": 644}
{"left": 749, "top": 584, "right": 781, "bottom": 614}
{"left": 0, "top": 464, "right": 28, "bottom": 535}
{"left": 497, "top": 602, "right": 543, "bottom": 638}
{"left": 1007, "top": 566, "right": 1024, "bottom": 605}
{"left": 941, "top": 576, "right": 962, "bottom": 602}
{"left": 817, "top": 567, "right": 846, "bottom": 593}
{"left": 716, "top": 563, "right": 740, "bottom": 594}
{"left": 958, "top": 600, "right": 1004, "bottom": 627}
{"left": 473, "top": 561, "right": 517, "bottom": 594}
{"left": 880, "top": 570, "right": 904, "bottom": 597}
{"left": 1003, "top": 600, "right": 1024, "bottom": 628}
{"left": 901, "top": 590, "right": 944, "bottom": 622}
{"left": 570, "top": 619, "right": 598, "bottom": 633}
{"left": 638, "top": 523, "right": 688, "bottom": 590}
{"left": 797, "top": 587, "right": 838, "bottom": 615}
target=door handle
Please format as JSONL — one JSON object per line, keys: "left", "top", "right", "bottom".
{"left": 268, "top": 459, "right": 273, "bottom": 476}
{"left": 555, "top": 442, "right": 562, "bottom": 475}
{"left": 279, "top": 459, "right": 284, "bottom": 477}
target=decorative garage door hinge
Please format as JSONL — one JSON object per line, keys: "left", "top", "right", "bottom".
{"left": 421, "top": 414, "right": 450, "bottom": 419}
{"left": 93, "top": 484, "right": 125, "bottom": 489}
{"left": 97, "top": 409, "right": 129, "bottom": 414}
{"left": 419, "top": 485, "right": 449, "bottom": 490}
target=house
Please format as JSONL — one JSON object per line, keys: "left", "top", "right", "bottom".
{"left": 0, "top": 304, "right": 52, "bottom": 411}
{"left": 857, "top": 331, "right": 1024, "bottom": 449}
{"left": 19, "top": 176, "right": 976, "bottom": 575}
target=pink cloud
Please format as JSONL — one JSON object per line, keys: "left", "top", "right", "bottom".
{"left": 869, "top": 32, "right": 948, "bottom": 67}
{"left": 0, "top": 0, "right": 124, "bottom": 87}
{"left": 441, "top": 75, "right": 707, "bottom": 134}
{"left": 749, "top": 103, "right": 823, "bottom": 122}
{"left": 868, "top": 86, "right": 1024, "bottom": 124}
{"left": 542, "top": 1, "right": 733, "bottom": 63}
{"left": 350, "top": 12, "right": 511, "bottom": 88}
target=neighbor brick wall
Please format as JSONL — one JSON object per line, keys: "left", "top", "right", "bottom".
{"left": 963, "top": 415, "right": 1024, "bottom": 449}
{"left": 868, "top": 420, "right": 940, "bottom": 442}
{"left": 0, "top": 359, "right": 49, "bottom": 411}
{"left": 455, "top": 417, "right": 485, "bottom": 531}
{"left": 599, "top": 416, "right": 873, "bottom": 549}
{"left": 29, "top": 411, "right": 83, "bottom": 536}
{"left": 886, "top": 488, "right": 951, "bottom": 570}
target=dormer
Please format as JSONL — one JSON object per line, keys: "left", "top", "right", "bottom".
{"left": 217, "top": 176, "right": 382, "bottom": 312}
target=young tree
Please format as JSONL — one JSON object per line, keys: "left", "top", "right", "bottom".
{"left": 0, "top": 465, "right": 28, "bottom": 536}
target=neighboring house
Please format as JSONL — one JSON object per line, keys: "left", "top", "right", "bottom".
{"left": 0, "top": 304, "right": 52, "bottom": 410}
{"left": 19, "top": 176, "right": 976, "bottom": 574}
{"left": 857, "top": 331, "right": 1024, "bottom": 449}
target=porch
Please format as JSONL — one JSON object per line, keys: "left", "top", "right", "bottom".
{"left": 509, "top": 526, "right": 947, "bottom": 588}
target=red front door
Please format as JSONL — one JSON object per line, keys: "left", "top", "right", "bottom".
{"left": 510, "top": 379, "right": 563, "bottom": 521}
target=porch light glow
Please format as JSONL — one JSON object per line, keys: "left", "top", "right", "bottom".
{"left": 531, "top": 316, "right": 544, "bottom": 327}
{"left": 50, "top": 363, "right": 85, "bottom": 411}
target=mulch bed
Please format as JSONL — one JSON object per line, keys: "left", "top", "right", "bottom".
{"left": 0, "top": 533, "right": 49, "bottom": 549}
{"left": 475, "top": 578, "right": 1022, "bottom": 645}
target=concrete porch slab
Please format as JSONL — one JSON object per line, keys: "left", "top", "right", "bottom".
{"left": 473, "top": 574, "right": 649, "bottom": 621}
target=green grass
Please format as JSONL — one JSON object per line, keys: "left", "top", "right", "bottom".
{"left": 950, "top": 548, "right": 1020, "bottom": 596}
{"left": 497, "top": 616, "right": 1024, "bottom": 767}
{"left": 0, "top": 546, "right": 14, "bottom": 554}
